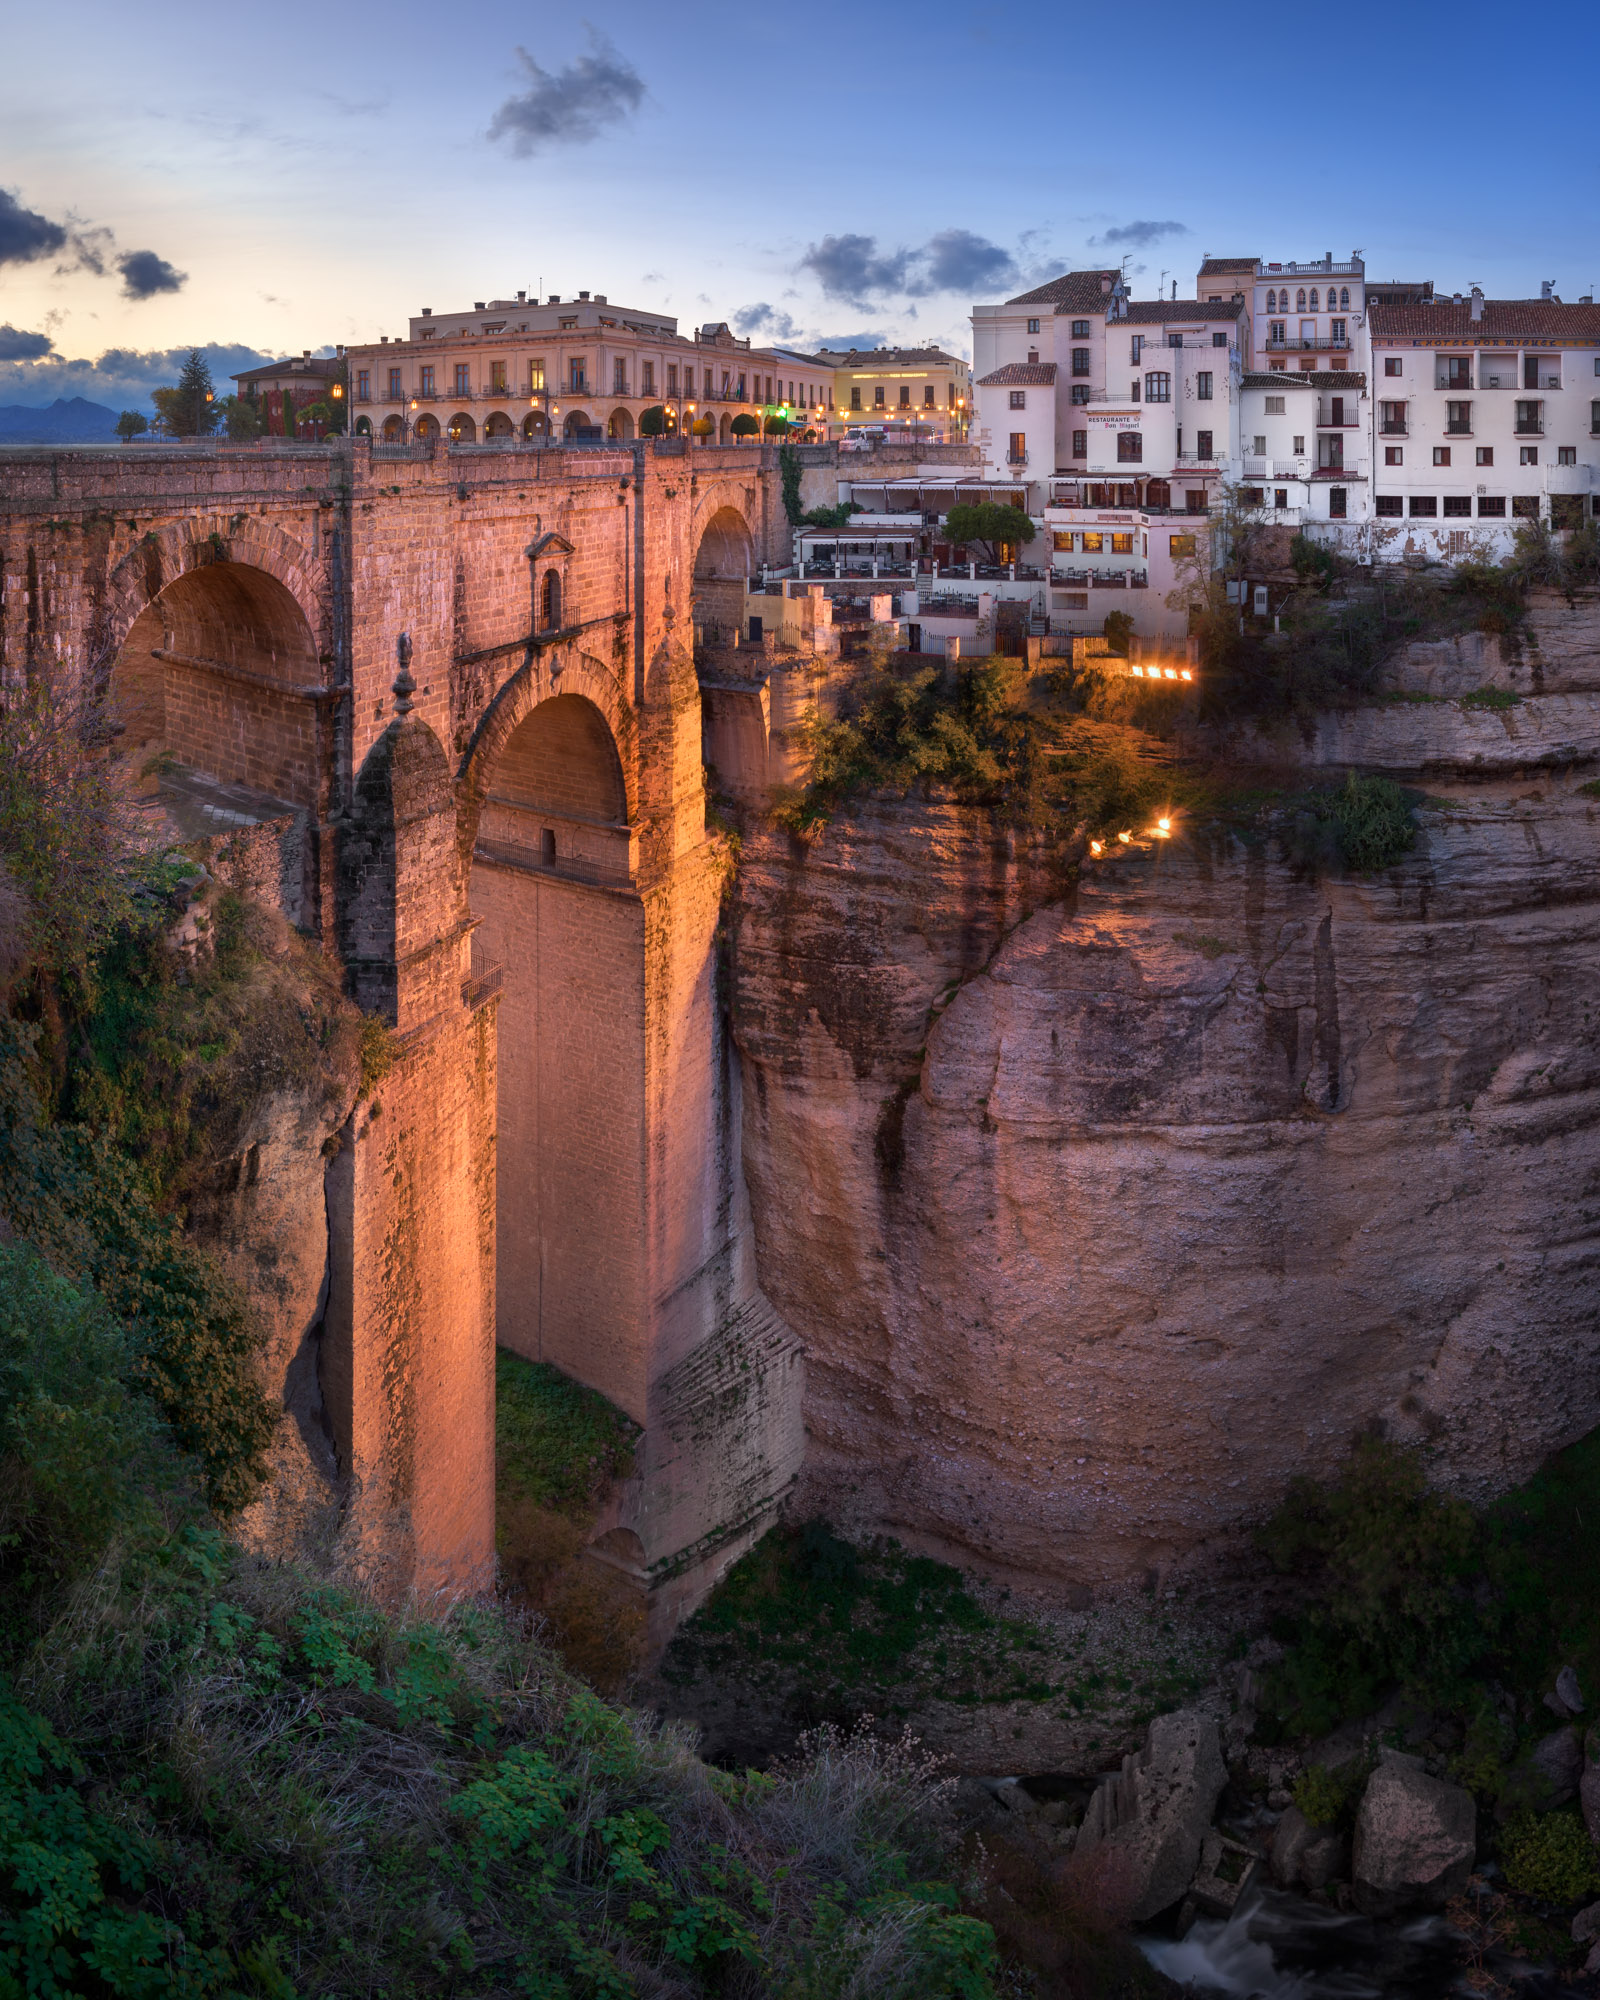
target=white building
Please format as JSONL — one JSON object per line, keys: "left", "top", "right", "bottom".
{"left": 1224, "top": 253, "right": 1367, "bottom": 376}
{"left": 971, "top": 268, "right": 1131, "bottom": 493}
{"left": 1236, "top": 368, "right": 1371, "bottom": 537}
{"left": 1368, "top": 290, "right": 1600, "bottom": 557}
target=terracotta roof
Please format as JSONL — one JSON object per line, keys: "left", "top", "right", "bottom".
{"left": 232, "top": 355, "right": 341, "bottom": 386}
{"left": 977, "top": 362, "right": 1058, "bottom": 387}
{"left": 1126, "top": 299, "right": 1246, "bottom": 323}
{"left": 1241, "top": 370, "right": 1367, "bottom": 389}
{"left": 1006, "top": 269, "right": 1122, "bottom": 311}
{"left": 1368, "top": 298, "right": 1600, "bottom": 343}
{"left": 1198, "top": 257, "right": 1258, "bottom": 277}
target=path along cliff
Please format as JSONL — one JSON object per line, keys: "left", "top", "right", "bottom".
{"left": 727, "top": 589, "right": 1600, "bottom": 1594}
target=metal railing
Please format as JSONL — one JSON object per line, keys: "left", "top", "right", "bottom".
{"left": 1265, "top": 337, "right": 1351, "bottom": 352}
{"left": 1006, "top": 449, "right": 1028, "bottom": 464}
{"left": 1445, "top": 421, "right": 1473, "bottom": 435}
{"left": 1318, "top": 413, "right": 1359, "bottom": 427}
{"left": 1515, "top": 420, "right": 1545, "bottom": 436}
{"left": 1380, "top": 421, "right": 1408, "bottom": 435}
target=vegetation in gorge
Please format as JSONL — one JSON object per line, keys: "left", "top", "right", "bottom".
{"left": 1258, "top": 1432, "right": 1600, "bottom": 1802}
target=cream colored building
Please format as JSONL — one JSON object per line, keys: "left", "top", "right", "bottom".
{"left": 815, "top": 345, "right": 972, "bottom": 440}
{"left": 346, "top": 290, "right": 835, "bottom": 443}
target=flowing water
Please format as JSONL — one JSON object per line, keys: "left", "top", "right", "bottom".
{"left": 1140, "top": 1885, "right": 1567, "bottom": 1998}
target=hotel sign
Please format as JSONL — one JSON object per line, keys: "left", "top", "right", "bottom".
{"left": 1086, "top": 408, "right": 1142, "bottom": 428}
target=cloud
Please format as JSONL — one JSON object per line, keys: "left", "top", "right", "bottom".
{"left": 0, "top": 188, "right": 68, "bottom": 266}
{"left": 800, "top": 229, "right": 1031, "bottom": 307}
{"left": 0, "top": 326, "right": 54, "bottom": 361}
{"left": 488, "top": 28, "right": 644, "bottom": 155}
{"left": 733, "top": 302, "right": 800, "bottom": 341}
{"left": 117, "top": 250, "right": 187, "bottom": 300}
{"left": 813, "top": 332, "right": 887, "bottom": 353}
{"left": 1090, "top": 219, "right": 1188, "bottom": 248}
{"left": 0, "top": 342, "right": 272, "bottom": 414}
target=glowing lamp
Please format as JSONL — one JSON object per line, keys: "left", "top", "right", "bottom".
{"left": 1130, "top": 664, "right": 1144, "bottom": 677}
{"left": 1118, "top": 830, "right": 1132, "bottom": 843}
{"left": 1180, "top": 669, "right": 1194, "bottom": 681}
{"left": 1089, "top": 839, "right": 1103, "bottom": 856}
{"left": 331, "top": 382, "right": 343, "bottom": 398}
{"left": 1157, "top": 816, "right": 1172, "bottom": 833}
{"left": 1163, "top": 667, "right": 1177, "bottom": 679}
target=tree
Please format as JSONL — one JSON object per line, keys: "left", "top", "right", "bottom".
{"left": 763, "top": 414, "right": 790, "bottom": 437}
{"left": 690, "top": 417, "right": 714, "bottom": 437}
{"left": 113, "top": 411, "right": 147, "bottom": 444}
{"left": 150, "top": 349, "right": 218, "bottom": 437}
{"left": 639, "top": 404, "right": 669, "bottom": 437}
{"left": 217, "top": 395, "right": 261, "bottom": 442}
{"left": 1102, "top": 610, "right": 1134, "bottom": 656}
{"left": 944, "top": 501, "right": 1037, "bottom": 564}
{"left": 730, "top": 413, "right": 759, "bottom": 438}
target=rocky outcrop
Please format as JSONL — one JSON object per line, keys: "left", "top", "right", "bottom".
{"left": 1351, "top": 1751, "right": 1475, "bottom": 1914}
{"left": 732, "top": 601, "right": 1600, "bottom": 1591}
{"left": 1269, "top": 1805, "right": 1347, "bottom": 1893}
{"left": 1073, "top": 1708, "right": 1227, "bottom": 1921}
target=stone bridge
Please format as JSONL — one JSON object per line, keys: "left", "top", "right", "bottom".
{"left": 0, "top": 434, "right": 805, "bottom": 1630}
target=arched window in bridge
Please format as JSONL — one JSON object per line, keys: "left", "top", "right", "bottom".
{"left": 542, "top": 569, "right": 562, "bottom": 632}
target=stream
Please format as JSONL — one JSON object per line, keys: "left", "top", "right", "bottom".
{"left": 1140, "top": 1886, "right": 1572, "bottom": 1998}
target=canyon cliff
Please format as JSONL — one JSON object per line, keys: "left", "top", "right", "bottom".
{"left": 730, "top": 591, "right": 1600, "bottom": 1591}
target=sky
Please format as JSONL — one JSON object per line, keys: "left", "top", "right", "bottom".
{"left": 2, "top": 0, "right": 1599, "bottom": 412}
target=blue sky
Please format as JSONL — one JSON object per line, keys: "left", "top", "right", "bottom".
{"left": 2, "top": 0, "right": 1598, "bottom": 410}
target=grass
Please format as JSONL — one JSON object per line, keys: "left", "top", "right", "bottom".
{"left": 496, "top": 1350, "right": 640, "bottom": 1520}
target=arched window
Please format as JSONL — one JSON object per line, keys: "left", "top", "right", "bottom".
{"left": 1309, "top": 288, "right": 1319, "bottom": 310}
{"left": 542, "top": 569, "right": 562, "bottom": 631}
{"left": 1297, "top": 288, "right": 1307, "bottom": 311}
{"left": 1266, "top": 288, "right": 1277, "bottom": 313}
{"left": 1339, "top": 287, "right": 1350, "bottom": 308}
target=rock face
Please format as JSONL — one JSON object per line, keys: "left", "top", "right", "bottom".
{"left": 1073, "top": 1708, "right": 1226, "bottom": 1921}
{"left": 732, "top": 598, "right": 1600, "bottom": 1589}
{"left": 1269, "top": 1805, "right": 1348, "bottom": 1893}
{"left": 1351, "top": 1751, "right": 1475, "bottom": 1914}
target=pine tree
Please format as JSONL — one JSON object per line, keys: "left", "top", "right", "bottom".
{"left": 151, "top": 350, "right": 218, "bottom": 436}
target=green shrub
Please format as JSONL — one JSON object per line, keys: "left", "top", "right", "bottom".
{"left": 1285, "top": 774, "right": 1419, "bottom": 874}
{"left": 1291, "top": 1757, "right": 1367, "bottom": 1831}
{"left": 1500, "top": 1811, "right": 1600, "bottom": 1904}
{"left": 496, "top": 1349, "right": 638, "bottom": 1519}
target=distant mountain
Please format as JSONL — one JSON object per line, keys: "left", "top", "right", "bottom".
{"left": 0, "top": 397, "right": 121, "bottom": 442}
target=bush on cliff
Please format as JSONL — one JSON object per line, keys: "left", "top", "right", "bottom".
{"left": 1282, "top": 773, "right": 1421, "bottom": 874}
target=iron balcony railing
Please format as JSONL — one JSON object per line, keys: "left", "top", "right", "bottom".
{"left": 1380, "top": 421, "right": 1408, "bottom": 435}
{"left": 1007, "top": 449, "right": 1028, "bottom": 464}
{"left": 1446, "top": 421, "right": 1473, "bottom": 435}
{"left": 1265, "top": 337, "right": 1351, "bottom": 352}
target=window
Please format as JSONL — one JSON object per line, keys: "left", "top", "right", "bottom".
{"left": 530, "top": 359, "right": 546, "bottom": 392}
{"left": 1116, "top": 431, "right": 1143, "bottom": 463}
{"left": 453, "top": 361, "right": 470, "bottom": 394}
{"left": 490, "top": 360, "right": 507, "bottom": 392}
{"left": 1520, "top": 445, "right": 1539, "bottom": 465}
{"left": 1331, "top": 319, "right": 1347, "bottom": 343}
{"left": 1196, "top": 371, "right": 1213, "bottom": 399}
{"left": 1340, "top": 287, "right": 1350, "bottom": 308}
{"left": 1433, "top": 447, "right": 1451, "bottom": 466}
{"left": 1513, "top": 495, "right": 1541, "bottom": 518}
{"left": 1072, "top": 428, "right": 1087, "bottom": 456}
{"left": 1380, "top": 400, "right": 1407, "bottom": 435}
{"left": 1478, "top": 496, "right": 1506, "bottom": 517}
{"left": 850, "top": 387, "right": 861, "bottom": 410}
{"left": 387, "top": 366, "right": 401, "bottom": 399}
{"left": 1008, "top": 389, "right": 1027, "bottom": 410}
{"left": 1409, "top": 496, "right": 1438, "bottom": 517}
{"left": 1071, "top": 319, "right": 1090, "bottom": 338}
{"left": 1108, "top": 532, "right": 1131, "bottom": 554}
{"left": 1253, "top": 434, "right": 1267, "bottom": 455}
{"left": 1293, "top": 435, "right": 1305, "bottom": 453}
{"left": 1129, "top": 335, "right": 1143, "bottom": 364}
{"left": 1385, "top": 357, "right": 1403, "bottom": 377}
{"left": 1275, "top": 488, "right": 1289, "bottom": 509}
{"left": 899, "top": 385, "right": 911, "bottom": 407}
{"left": 1376, "top": 495, "right": 1403, "bottom": 517}
{"left": 1130, "top": 379, "right": 1140, "bottom": 401}
{"left": 1008, "top": 432, "right": 1027, "bottom": 463}
{"left": 1443, "top": 496, "right": 1473, "bottom": 517}
{"left": 1296, "top": 289, "right": 1307, "bottom": 311}
{"left": 1196, "top": 428, "right": 1213, "bottom": 458}
{"left": 1265, "top": 395, "right": 1286, "bottom": 415}
{"left": 1329, "top": 487, "right": 1347, "bottom": 518}
{"left": 419, "top": 365, "right": 435, "bottom": 396}
{"left": 1052, "top": 530, "right": 1074, "bottom": 551}
{"left": 355, "top": 368, "right": 370, "bottom": 400}
{"left": 1593, "top": 398, "right": 1600, "bottom": 432}
{"left": 1266, "top": 289, "right": 1277, "bottom": 312}
{"left": 1309, "top": 288, "right": 1319, "bottom": 310}
{"left": 638, "top": 362, "right": 653, "bottom": 395}
{"left": 1071, "top": 347, "right": 1091, "bottom": 377}
{"left": 1186, "top": 489, "right": 1208, "bottom": 513}
{"left": 541, "top": 569, "right": 562, "bottom": 631}
{"left": 1559, "top": 445, "right": 1577, "bottom": 464}
{"left": 1385, "top": 447, "right": 1404, "bottom": 465}
{"left": 614, "top": 360, "right": 627, "bottom": 393}
{"left": 1082, "top": 532, "right": 1103, "bottom": 553}
{"left": 1239, "top": 488, "right": 1265, "bottom": 506}
{"left": 1070, "top": 384, "right": 1090, "bottom": 405}
{"left": 1213, "top": 331, "right": 1228, "bottom": 348}
{"left": 1145, "top": 371, "right": 1171, "bottom": 402}
{"left": 1166, "top": 332, "right": 1184, "bottom": 351}
{"left": 1270, "top": 321, "right": 1286, "bottom": 344}
{"left": 1439, "top": 357, "right": 1472, "bottom": 390}
{"left": 1027, "top": 317, "right": 1040, "bottom": 334}
{"left": 1169, "top": 532, "right": 1196, "bottom": 555}
{"left": 924, "top": 385, "right": 935, "bottom": 407}
{"left": 569, "top": 358, "right": 585, "bottom": 391}
{"left": 1446, "top": 400, "right": 1472, "bottom": 434}
{"left": 874, "top": 386, "right": 886, "bottom": 407}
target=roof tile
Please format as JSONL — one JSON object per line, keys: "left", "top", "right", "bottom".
{"left": 977, "top": 362, "right": 1058, "bottom": 387}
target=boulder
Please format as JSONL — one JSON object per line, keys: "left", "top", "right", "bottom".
{"left": 1557, "top": 1666, "right": 1585, "bottom": 1714}
{"left": 1352, "top": 1750, "right": 1475, "bottom": 1915}
{"left": 1189, "top": 1828, "right": 1259, "bottom": 1915}
{"left": 1073, "top": 1708, "right": 1227, "bottom": 1922}
{"left": 1581, "top": 1730, "right": 1600, "bottom": 1843}
{"left": 1269, "top": 1804, "right": 1348, "bottom": 1892}
{"left": 1531, "top": 1727, "right": 1583, "bottom": 1807}
{"left": 1573, "top": 1899, "right": 1600, "bottom": 1947}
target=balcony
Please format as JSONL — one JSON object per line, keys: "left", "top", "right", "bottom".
{"left": 1515, "top": 420, "right": 1545, "bottom": 436}
{"left": 1265, "top": 337, "right": 1351, "bottom": 353}
{"left": 1006, "top": 449, "right": 1028, "bottom": 465}
{"left": 1445, "top": 421, "right": 1473, "bottom": 436}
{"left": 1380, "top": 421, "right": 1408, "bottom": 436}
{"left": 1317, "top": 414, "right": 1359, "bottom": 428}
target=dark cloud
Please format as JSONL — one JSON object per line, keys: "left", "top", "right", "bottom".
{"left": 117, "top": 250, "right": 187, "bottom": 300}
{"left": 0, "top": 189, "right": 68, "bottom": 266}
{"left": 488, "top": 29, "right": 644, "bottom": 155}
{"left": 733, "top": 302, "right": 800, "bottom": 341}
{"left": 1091, "top": 219, "right": 1188, "bottom": 248}
{"left": 813, "top": 332, "right": 886, "bottom": 353}
{"left": 0, "top": 342, "right": 271, "bottom": 415}
{"left": 799, "top": 234, "right": 910, "bottom": 307}
{"left": 801, "top": 229, "right": 1028, "bottom": 307}
{"left": 0, "top": 326, "right": 54, "bottom": 361}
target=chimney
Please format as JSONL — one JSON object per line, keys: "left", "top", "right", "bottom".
{"left": 548, "top": 294, "right": 560, "bottom": 303}
{"left": 1100, "top": 274, "right": 1111, "bottom": 293}
{"left": 1541, "top": 279, "right": 1554, "bottom": 300}
{"left": 421, "top": 306, "right": 432, "bottom": 316}
{"left": 595, "top": 293, "right": 606, "bottom": 304}
{"left": 517, "top": 289, "right": 526, "bottom": 301}
{"left": 1470, "top": 285, "right": 1484, "bottom": 322}
{"left": 1171, "top": 279, "right": 1177, "bottom": 300}
{"left": 579, "top": 289, "right": 590, "bottom": 300}
{"left": 474, "top": 301, "right": 486, "bottom": 311}
{"left": 302, "top": 349, "right": 311, "bottom": 359}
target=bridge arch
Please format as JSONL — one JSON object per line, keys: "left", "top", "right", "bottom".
{"left": 692, "top": 502, "right": 756, "bottom": 642}
{"left": 465, "top": 671, "right": 645, "bottom": 1416}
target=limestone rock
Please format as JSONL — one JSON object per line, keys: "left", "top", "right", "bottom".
{"left": 1073, "top": 1708, "right": 1227, "bottom": 1922}
{"left": 1352, "top": 1750, "right": 1475, "bottom": 1914}
{"left": 1269, "top": 1805, "right": 1348, "bottom": 1892}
